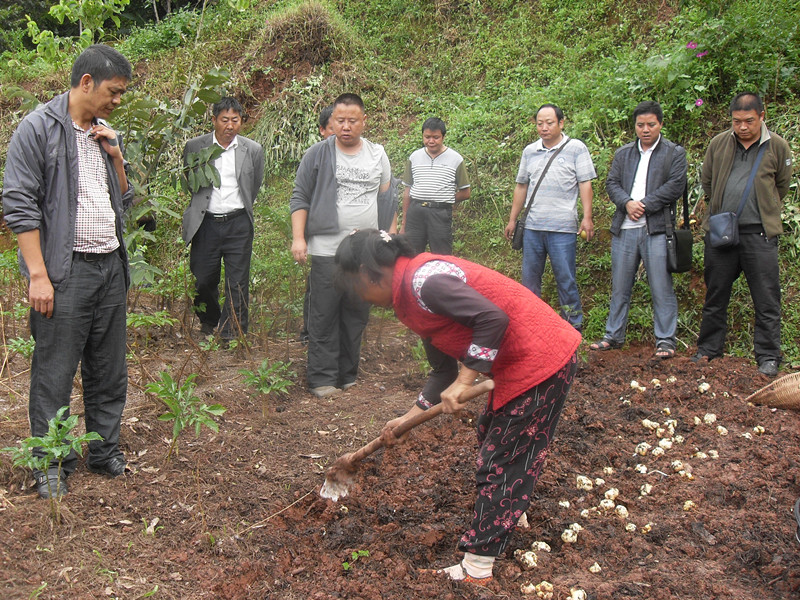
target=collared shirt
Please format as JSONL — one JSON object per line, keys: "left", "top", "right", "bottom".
{"left": 622, "top": 136, "right": 661, "bottom": 230}
{"left": 207, "top": 135, "right": 244, "bottom": 214}
{"left": 515, "top": 134, "right": 597, "bottom": 233}
{"left": 72, "top": 121, "right": 119, "bottom": 253}
{"left": 402, "top": 147, "right": 470, "bottom": 204}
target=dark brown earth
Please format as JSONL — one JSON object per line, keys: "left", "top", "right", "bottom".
{"left": 2, "top": 312, "right": 800, "bottom": 600}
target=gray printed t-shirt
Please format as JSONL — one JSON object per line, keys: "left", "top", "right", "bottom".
{"left": 515, "top": 134, "right": 597, "bottom": 233}
{"left": 308, "top": 138, "right": 391, "bottom": 257}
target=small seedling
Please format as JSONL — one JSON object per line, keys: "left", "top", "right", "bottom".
{"left": 240, "top": 359, "right": 294, "bottom": 417}
{"left": 408, "top": 339, "right": 429, "bottom": 378}
{"left": 2, "top": 406, "right": 102, "bottom": 523}
{"left": 342, "top": 549, "right": 369, "bottom": 571}
{"left": 7, "top": 335, "right": 36, "bottom": 359}
{"left": 145, "top": 370, "right": 226, "bottom": 460}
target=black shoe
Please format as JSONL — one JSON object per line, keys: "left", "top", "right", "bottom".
{"left": 35, "top": 469, "right": 68, "bottom": 499}
{"left": 758, "top": 359, "right": 779, "bottom": 377}
{"left": 691, "top": 351, "right": 709, "bottom": 363}
{"left": 88, "top": 457, "right": 129, "bottom": 478}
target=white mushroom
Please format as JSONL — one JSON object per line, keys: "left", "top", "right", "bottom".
{"left": 615, "top": 504, "right": 629, "bottom": 519}
{"left": 599, "top": 498, "right": 616, "bottom": 512}
{"left": 683, "top": 500, "right": 696, "bottom": 511}
{"left": 703, "top": 412, "right": 717, "bottom": 424}
{"left": 569, "top": 588, "right": 587, "bottom": 600}
{"left": 561, "top": 528, "right": 578, "bottom": 544}
{"left": 640, "top": 483, "right": 653, "bottom": 497}
{"left": 635, "top": 442, "right": 652, "bottom": 456}
{"left": 716, "top": 426, "right": 728, "bottom": 436}
{"left": 635, "top": 463, "right": 648, "bottom": 474}
{"left": 604, "top": 488, "right": 619, "bottom": 500}
{"left": 576, "top": 475, "right": 594, "bottom": 491}
{"left": 625, "top": 522, "right": 637, "bottom": 532}
{"left": 531, "top": 541, "right": 551, "bottom": 553}
{"left": 698, "top": 382, "right": 711, "bottom": 394}
{"left": 515, "top": 550, "right": 539, "bottom": 570}
{"left": 589, "top": 562, "right": 602, "bottom": 573}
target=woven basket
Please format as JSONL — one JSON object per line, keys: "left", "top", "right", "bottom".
{"left": 745, "top": 372, "right": 800, "bottom": 410}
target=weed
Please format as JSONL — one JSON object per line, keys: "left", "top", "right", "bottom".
{"left": 7, "top": 335, "right": 35, "bottom": 359}
{"left": 240, "top": 359, "right": 295, "bottom": 417}
{"left": 342, "top": 549, "right": 369, "bottom": 571}
{"left": 145, "top": 371, "right": 226, "bottom": 460}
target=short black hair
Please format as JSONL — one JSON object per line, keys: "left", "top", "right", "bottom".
{"left": 633, "top": 101, "right": 663, "bottom": 123}
{"left": 319, "top": 105, "right": 334, "bottom": 128}
{"left": 333, "top": 93, "right": 364, "bottom": 111}
{"left": 422, "top": 117, "right": 446, "bottom": 136}
{"left": 729, "top": 92, "right": 764, "bottom": 115}
{"left": 536, "top": 103, "right": 564, "bottom": 122}
{"left": 70, "top": 44, "right": 131, "bottom": 88}
{"left": 212, "top": 97, "right": 244, "bottom": 118}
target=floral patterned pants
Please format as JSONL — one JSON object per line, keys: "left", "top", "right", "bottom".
{"left": 458, "top": 352, "right": 578, "bottom": 556}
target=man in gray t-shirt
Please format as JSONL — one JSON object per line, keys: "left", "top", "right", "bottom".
{"left": 290, "top": 93, "right": 391, "bottom": 397}
{"left": 504, "top": 104, "right": 596, "bottom": 330}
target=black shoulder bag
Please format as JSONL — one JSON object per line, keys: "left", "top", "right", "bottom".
{"left": 707, "top": 140, "right": 769, "bottom": 248}
{"left": 511, "top": 139, "right": 571, "bottom": 251}
{"left": 665, "top": 182, "right": 693, "bottom": 273}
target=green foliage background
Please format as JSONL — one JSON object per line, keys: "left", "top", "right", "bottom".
{"left": 1, "top": 0, "right": 799, "bottom": 364}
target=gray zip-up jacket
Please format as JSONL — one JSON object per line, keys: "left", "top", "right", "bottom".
{"left": 2, "top": 91, "right": 134, "bottom": 288}
{"left": 606, "top": 136, "right": 688, "bottom": 236}
{"left": 289, "top": 135, "right": 340, "bottom": 238}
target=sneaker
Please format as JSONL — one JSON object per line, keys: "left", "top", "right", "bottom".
{"left": 310, "top": 386, "right": 342, "bottom": 398}
{"left": 758, "top": 359, "right": 779, "bottom": 377}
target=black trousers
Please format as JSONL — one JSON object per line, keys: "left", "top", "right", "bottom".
{"left": 697, "top": 232, "right": 782, "bottom": 363}
{"left": 190, "top": 211, "right": 253, "bottom": 339}
{"left": 306, "top": 255, "right": 370, "bottom": 388}
{"left": 404, "top": 202, "right": 454, "bottom": 254}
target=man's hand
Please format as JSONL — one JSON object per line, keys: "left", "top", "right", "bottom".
{"left": 578, "top": 216, "right": 595, "bottom": 241}
{"left": 29, "top": 273, "right": 54, "bottom": 318}
{"left": 90, "top": 124, "right": 123, "bottom": 161}
{"left": 503, "top": 221, "right": 518, "bottom": 240}
{"left": 626, "top": 200, "right": 645, "bottom": 221}
{"left": 291, "top": 238, "right": 308, "bottom": 264}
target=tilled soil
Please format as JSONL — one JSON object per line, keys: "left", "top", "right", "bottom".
{"left": 1, "top": 319, "right": 799, "bottom": 600}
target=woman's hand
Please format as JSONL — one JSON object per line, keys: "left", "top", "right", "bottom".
{"left": 380, "top": 406, "right": 425, "bottom": 447}
{"left": 440, "top": 367, "right": 482, "bottom": 414}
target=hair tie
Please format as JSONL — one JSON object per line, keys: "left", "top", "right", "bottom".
{"left": 379, "top": 230, "right": 392, "bottom": 243}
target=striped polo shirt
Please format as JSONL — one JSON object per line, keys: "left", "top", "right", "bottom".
{"left": 403, "top": 147, "right": 470, "bottom": 204}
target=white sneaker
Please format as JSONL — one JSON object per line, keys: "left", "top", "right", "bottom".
{"left": 311, "top": 386, "right": 342, "bottom": 398}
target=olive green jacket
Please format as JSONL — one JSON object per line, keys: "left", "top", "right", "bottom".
{"left": 700, "top": 123, "right": 793, "bottom": 239}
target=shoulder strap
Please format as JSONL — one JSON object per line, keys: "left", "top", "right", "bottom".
{"left": 519, "top": 138, "right": 572, "bottom": 223}
{"left": 734, "top": 139, "right": 769, "bottom": 217}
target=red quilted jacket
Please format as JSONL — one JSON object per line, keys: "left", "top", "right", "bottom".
{"left": 392, "top": 254, "right": 581, "bottom": 410}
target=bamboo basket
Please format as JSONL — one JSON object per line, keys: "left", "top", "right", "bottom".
{"left": 745, "top": 372, "right": 800, "bottom": 410}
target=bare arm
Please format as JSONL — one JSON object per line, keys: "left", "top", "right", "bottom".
{"left": 291, "top": 209, "right": 308, "bottom": 264}
{"left": 455, "top": 187, "right": 471, "bottom": 203}
{"left": 504, "top": 183, "right": 529, "bottom": 239}
{"left": 578, "top": 180, "right": 594, "bottom": 240}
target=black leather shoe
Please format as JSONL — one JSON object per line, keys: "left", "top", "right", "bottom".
{"left": 35, "top": 470, "right": 68, "bottom": 499}
{"left": 758, "top": 359, "right": 779, "bottom": 377}
{"left": 88, "top": 457, "right": 129, "bottom": 478}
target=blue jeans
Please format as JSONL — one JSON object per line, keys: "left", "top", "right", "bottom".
{"left": 522, "top": 229, "right": 582, "bottom": 328}
{"left": 697, "top": 232, "right": 781, "bottom": 363}
{"left": 604, "top": 228, "right": 677, "bottom": 348}
{"left": 29, "top": 252, "right": 128, "bottom": 476}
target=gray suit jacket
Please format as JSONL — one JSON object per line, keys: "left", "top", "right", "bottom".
{"left": 181, "top": 132, "right": 265, "bottom": 244}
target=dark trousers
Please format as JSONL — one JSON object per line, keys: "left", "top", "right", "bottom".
{"left": 697, "top": 232, "right": 781, "bottom": 363}
{"left": 29, "top": 252, "right": 128, "bottom": 475}
{"left": 190, "top": 212, "right": 253, "bottom": 339}
{"left": 458, "top": 353, "right": 577, "bottom": 556}
{"left": 307, "top": 255, "right": 370, "bottom": 388}
{"left": 404, "top": 202, "right": 453, "bottom": 254}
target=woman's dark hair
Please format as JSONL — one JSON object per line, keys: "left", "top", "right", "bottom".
{"left": 334, "top": 229, "right": 416, "bottom": 293}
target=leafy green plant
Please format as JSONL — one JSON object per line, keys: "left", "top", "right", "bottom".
{"left": 127, "top": 310, "right": 178, "bottom": 348}
{"left": 145, "top": 371, "right": 226, "bottom": 460}
{"left": 342, "top": 549, "right": 369, "bottom": 571}
{"left": 240, "top": 359, "right": 295, "bottom": 416}
{"left": 408, "top": 339, "right": 429, "bottom": 378}
{"left": 7, "top": 335, "right": 35, "bottom": 359}
{"left": 2, "top": 406, "right": 102, "bottom": 522}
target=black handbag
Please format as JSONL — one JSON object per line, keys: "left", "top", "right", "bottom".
{"left": 665, "top": 184, "right": 693, "bottom": 273}
{"left": 707, "top": 140, "right": 768, "bottom": 249}
{"left": 510, "top": 139, "right": 571, "bottom": 251}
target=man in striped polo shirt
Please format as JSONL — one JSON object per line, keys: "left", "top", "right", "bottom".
{"left": 400, "top": 118, "right": 470, "bottom": 254}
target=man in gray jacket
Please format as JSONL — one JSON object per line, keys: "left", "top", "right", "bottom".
{"left": 182, "top": 97, "right": 265, "bottom": 341}
{"left": 590, "top": 101, "right": 687, "bottom": 358}
{"left": 290, "top": 93, "right": 391, "bottom": 397}
{"left": 2, "top": 45, "right": 134, "bottom": 498}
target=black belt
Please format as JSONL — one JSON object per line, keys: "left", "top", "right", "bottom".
{"left": 73, "top": 251, "right": 114, "bottom": 262}
{"left": 738, "top": 224, "right": 765, "bottom": 235}
{"left": 415, "top": 200, "right": 453, "bottom": 209}
{"left": 205, "top": 208, "right": 246, "bottom": 222}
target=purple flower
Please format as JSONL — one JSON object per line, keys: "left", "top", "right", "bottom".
{"left": 695, "top": 98, "right": 704, "bottom": 107}
{"left": 686, "top": 41, "right": 698, "bottom": 49}
{"left": 696, "top": 51, "right": 708, "bottom": 58}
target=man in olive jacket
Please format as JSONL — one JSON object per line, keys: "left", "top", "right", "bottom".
{"left": 182, "top": 97, "right": 265, "bottom": 341}
{"left": 694, "top": 92, "right": 793, "bottom": 376}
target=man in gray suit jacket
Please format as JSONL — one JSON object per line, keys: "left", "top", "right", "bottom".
{"left": 182, "top": 97, "right": 265, "bottom": 341}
